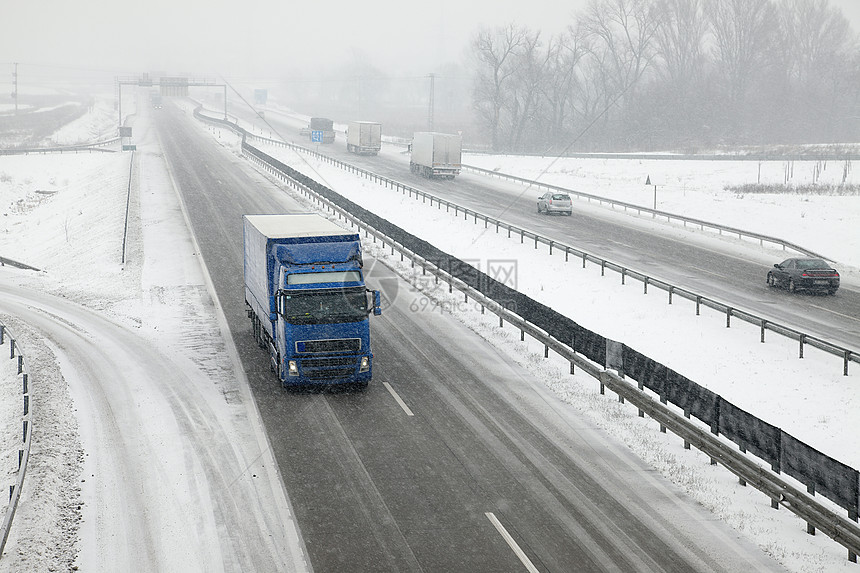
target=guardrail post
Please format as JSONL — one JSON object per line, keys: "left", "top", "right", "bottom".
{"left": 565, "top": 247, "right": 569, "bottom": 262}
{"left": 549, "top": 241, "right": 553, "bottom": 255}
{"left": 683, "top": 411, "right": 691, "bottom": 449}
{"left": 726, "top": 308, "right": 732, "bottom": 328}
{"left": 520, "top": 330, "right": 525, "bottom": 342}
{"left": 22, "top": 373, "right": 27, "bottom": 394}
{"left": 0, "top": 325, "right": 4, "bottom": 344}
{"left": 643, "top": 277, "right": 648, "bottom": 294}
{"left": 659, "top": 395, "right": 667, "bottom": 432}
{"left": 696, "top": 296, "right": 701, "bottom": 316}
{"left": 806, "top": 485, "right": 816, "bottom": 535}
{"left": 844, "top": 351, "right": 850, "bottom": 376}
{"left": 601, "top": 261, "right": 605, "bottom": 276}
{"left": 668, "top": 286, "right": 673, "bottom": 304}
{"left": 9, "top": 338, "right": 15, "bottom": 359}
{"left": 582, "top": 253, "right": 586, "bottom": 269}
{"left": 849, "top": 509, "right": 858, "bottom": 562}
{"left": 799, "top": 334, "right": 806, "bottom": 359}
{"left": 621, "top": 269, "right": 625, "bottom": 285}
{"left": 17, "top": 355, "right": 23, "bottom": 374}
{"left": 520, "top": 230, "right": 524, "bottom": 244}
{"left": 761, "top": 320, "right": 767, "bottom": 343}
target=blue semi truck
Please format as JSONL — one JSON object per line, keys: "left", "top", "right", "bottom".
{"left": 243, "top": 213, "right": 381, "bottom": 388}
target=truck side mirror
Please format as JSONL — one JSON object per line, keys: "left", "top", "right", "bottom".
{"left": 373, "top": 290, "right": 382, "bottom": 316}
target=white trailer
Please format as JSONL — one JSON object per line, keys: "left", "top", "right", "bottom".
{"left": 410, "top": 132, "right": 462, "bottom": 179}
{"left": 347, "top": 121, "right": 382, "bottom": 155}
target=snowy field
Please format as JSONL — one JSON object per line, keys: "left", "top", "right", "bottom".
{"left": 0, "top": 98, "right": 858, "bottom": 572}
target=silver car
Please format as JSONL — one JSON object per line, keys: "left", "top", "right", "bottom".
{"left": 537, "top": 192, "right": 572, "bottom": 215}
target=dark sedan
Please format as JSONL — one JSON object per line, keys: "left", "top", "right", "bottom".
{"left": 767, "top": 257, "right": 839, "bottom": 294}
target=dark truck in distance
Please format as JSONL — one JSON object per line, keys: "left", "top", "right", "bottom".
{"left": 304, "top": 117, "right": 335, "bottom": 143}
{"left": 243, "top": 213, "right": 381, "bottom": 389}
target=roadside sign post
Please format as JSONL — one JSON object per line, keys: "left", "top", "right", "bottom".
{"left": 645, "top": 175, "right": 657, "bottom": 214}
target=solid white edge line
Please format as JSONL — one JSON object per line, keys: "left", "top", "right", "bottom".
{"left": 485, "top": 512, "right": 540, "bottom": 573}
{"left": 383, "top": 382, "right": 414, "bottom": 416}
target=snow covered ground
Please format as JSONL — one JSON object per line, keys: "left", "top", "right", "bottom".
{"left": 0, "top": 96, "right": 858, "bottom": 572}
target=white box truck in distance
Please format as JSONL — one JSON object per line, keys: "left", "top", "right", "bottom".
{"left": 347, "top": 121, "right": 381, "bottom": 155}
{"left": 410, "top": 132, "right": 462, "bottom": 179}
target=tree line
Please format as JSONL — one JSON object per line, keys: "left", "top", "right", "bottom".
{"left": 469, "top": 0, "right": 860, "bottom": 153}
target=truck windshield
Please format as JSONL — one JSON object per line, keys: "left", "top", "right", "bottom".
{"left": 281, "top": 288, "right": 368, "bottom": 325}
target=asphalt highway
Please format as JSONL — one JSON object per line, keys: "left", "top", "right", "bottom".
{"left": 155, "top": 103, "right": 787, "bottom": 572}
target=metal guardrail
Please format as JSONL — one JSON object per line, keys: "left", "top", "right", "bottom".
{"left": 0, "top": 137, "right": 120, "bottom": 156}
{"left": 226, "top": 125, "right": 859, "bottom": 376}
{"left": 0, "top": 257, "right": 40, "bottom": 272}
{"left": 0, "top": 323, "right": 32, "bottom": 558}
{"left": 236, "top": 141, "right": 860, "bottom": 562}
{"left": 462, "top": 164, "right": 833, "bottom": 261}
{"left": 461, "top": 149, "right": 860, "bottom": 161}
{"left": 121, "top": 152, "right": 135, "bottom": 264}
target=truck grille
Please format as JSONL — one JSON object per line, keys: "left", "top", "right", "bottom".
{"left": 304, "top": 367, "right": 356, "bottom": 380}
{"left": 301, "top": 357, "right": 357, "bottom": 368}
{"left": 296, "top": 338, "right": 361, "bottom": 353}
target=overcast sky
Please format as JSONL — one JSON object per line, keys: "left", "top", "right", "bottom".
{"left": 2, "top": 0, "right": 860, "bottom": 82}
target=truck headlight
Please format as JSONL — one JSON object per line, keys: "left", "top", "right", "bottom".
{"left": 359, "top": 356, "right": 370, "bottom": 373}
{"left": 288, "top": 360, "right": 299, "bottom": 376}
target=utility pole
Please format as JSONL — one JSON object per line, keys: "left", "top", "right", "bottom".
{"left": 427, "top": 73, "right": 435, "bottom": 131}
{"left": 12, "top": 63, "right": 18, "bottom": 114}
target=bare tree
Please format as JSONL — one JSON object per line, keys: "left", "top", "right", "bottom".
{"left": 705, "top": 0, "right": 778, "bottom": 115}
{"left": 580, "top": 0, "right": 661, "bottom": 145}
{"left": 505, "top": 30, "right": 549, "bottom": 150}
{"left": 778, "top": 0, "right": 853, "bottom": 84}
{"left": 470, "top": 24, "right": 530, "bottom": 150}
{"left": 654, "top": 0, "right": 707, "bottom": 91}
{"left": 540, "top": 27, "right": 588, "bottom": 149}
{"left": 581, "top": 0, "right": 661, "bottom": 93}
{"left": 651, "top": 0, "right": 709, "bottom": 142}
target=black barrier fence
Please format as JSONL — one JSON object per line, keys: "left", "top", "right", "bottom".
{"left": 213, "top": 110, "right": 860, "bottom": 526}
